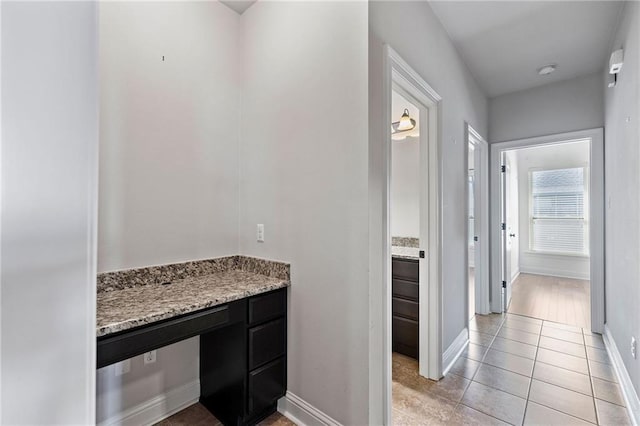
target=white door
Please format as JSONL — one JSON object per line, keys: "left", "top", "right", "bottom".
{"left": 502, "top": 153, "right": 513, "bottom": 310}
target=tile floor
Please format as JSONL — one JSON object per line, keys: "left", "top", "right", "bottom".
{"left": 154, "top": 403, "right": 295, "bottom": 426}
{"left": 393, "top": 313, "right": 632, "bottom": 425}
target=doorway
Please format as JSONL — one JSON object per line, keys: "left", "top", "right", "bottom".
{"left": 490, "top": 129, "right": 604, "bottom": 332}
{"left": 381, "top": 46, "right": 443, "bottom": 425}
{"left": 466, "top": 124, "right": 490, "bottom": 320}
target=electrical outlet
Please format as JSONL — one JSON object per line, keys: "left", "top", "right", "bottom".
{"left": 115, "top": 359, "right": 130, "bottom": 376}
{"left": 632, "top": 337, "right": 637, "bottom": 359}
{"left": 144, "top": 350, "right": 157, "bottom": 365}
{"left": 257, "top": 224, "right": 264, "bottom": 242}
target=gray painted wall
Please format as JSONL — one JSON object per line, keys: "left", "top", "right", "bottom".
{"left": 239, "top": 2, "right": 370, "bottom": 424}
{"left": 604, "top": 0, "right": 640, "bottom": 401}
{"left": 489, "top": 72, "right": 604, "bottom": 143}
{"left": 97, "top": 2, "right": 240, "bottom": 421}
{"left": 1, "top": 2, "right": 98, "bottom": 423}
{"left": 369, "top": 1, "right": 489, "bottom": 359}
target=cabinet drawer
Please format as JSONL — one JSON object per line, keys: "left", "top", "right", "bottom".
{"left": 248, "top": 289, "right": 286, "bottom": 326}
{"left": 392, "top": 316, "right": 418, "bottom": 358}
{"left": 248, "top": 318, "right": 286, "bottom": 370}
{"left": 248, "top": 357, "right": 286, "bottom": 415}
{"left": 392, "top": 297, "right": 418, "bottom": 321}
{"left": 392, "top": 279, "right": 419, "bottom": 301}
{"left": 392, "top": 259, "right": 419, "bottom": 282}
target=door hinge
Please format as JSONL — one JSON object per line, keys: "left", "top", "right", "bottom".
{"left": 419, "top": 250, "right": 425, "bottom": 259}
{"left": 474, "top": 236, "right": 478, "bottom": 242}
{"left": 501, "top": 165, "right": 506, "bottom": 173}
{"left": 502, "top": 280, "right": 507, "bottom": 288}
{"left": 501, "top": 223, "right": 506, "bottom": 230}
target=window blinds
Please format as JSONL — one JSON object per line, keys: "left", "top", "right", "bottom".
{"left": 531, "top": 168, "right": 586, "bottom": 254}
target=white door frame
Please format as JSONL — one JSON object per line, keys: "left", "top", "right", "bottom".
{"left": 489, "top": 128, "right": 605, "bottom": 332}
{"left": 465, "top": 124, "right": 490, "bottom": 315}
{"left": 379, "top": 45, "right": 443, "bottom": 424}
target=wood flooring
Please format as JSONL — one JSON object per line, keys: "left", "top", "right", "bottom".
{"left": 508, "top": 273, "right": 590, "bottom": 329}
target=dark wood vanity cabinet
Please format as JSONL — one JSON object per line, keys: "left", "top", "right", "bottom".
{"left": 200, "top": 288, "right": 287, "bottom": 425}
{"left": 392, "top": 258, "right": 419, "bottom": 359}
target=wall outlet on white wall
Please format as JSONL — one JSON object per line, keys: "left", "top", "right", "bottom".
{"left": 631, "top": 337, "right": 637, "bottom": 359}
{"left": 115, "top": 359, "right": 130, "bottom": 376}
{"left": 144, "top": 350, "right": 157, "bottom": 364}
{"left": 257, "top": 224, "right": 265, "bottom": 242}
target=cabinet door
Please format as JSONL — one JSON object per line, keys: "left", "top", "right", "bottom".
{"left": 392, "top": 316, "right": 418, "bottom": 358}
{"left": 248, "top": 357, "right": 286, "bottom": 415}
{"left": 392, "top": 259, "right": 419, "bottom": 282}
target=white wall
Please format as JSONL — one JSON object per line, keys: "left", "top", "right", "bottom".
{"left": 1, "top": 2, "right": 98, "bottom": 423}
{"left": 97, "top": 2, "right": 240, "bottom": 422}
{"left": 239, "top": 2, "right": 369, "bottom": 424}
{"left": 369, "top": 1, "right": 489, "bottom": 359}
{"left": 514, "top": 142, "right": 590, "bottom": 280}
{"left": 489, "top": 72, "right": 604, "bottom": 143}
{"left": 604, "top": 0, "right": 640, "bottom": 402}
{"left": 391, "top": 137, "right": 420, "bottom": 238}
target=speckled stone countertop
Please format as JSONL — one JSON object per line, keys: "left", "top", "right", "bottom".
{"left": 391, "top": 246, "right": 420, "bottom": 260}
{"left": 97, "top": 256, "right": 290, "bottom": 337}
{"left": 392, "top": 236, "right": 420, "bottom": 260}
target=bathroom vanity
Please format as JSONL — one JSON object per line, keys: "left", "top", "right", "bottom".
{"left": 391, "top": 241, "right": 419, "bottom": 359}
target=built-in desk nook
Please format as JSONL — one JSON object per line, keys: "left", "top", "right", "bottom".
{"left": 96, "top": 255, "right": 290, "bottom": 425}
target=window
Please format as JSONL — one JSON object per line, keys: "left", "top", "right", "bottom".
{"left": 530, "top": 167, "right": 588, "bottom": 255}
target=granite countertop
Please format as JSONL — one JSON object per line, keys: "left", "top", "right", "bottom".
{"left": 391, "top": 236, "right": 420, "bottom": 260}
{"left": 391, "top": 246, "right": 420, "bottom": 260}
{"left": 97, "top": 256, "right": 290, "bottom": 337}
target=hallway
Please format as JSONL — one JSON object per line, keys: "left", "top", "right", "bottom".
{"left": 508, "top": 273, "right": 591, "bottom": 329}
{"left": 392, "top": 313, "right": 631, "bottom": 425}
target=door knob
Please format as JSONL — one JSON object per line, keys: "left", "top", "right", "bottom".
{"left": 509, "top": 233, "right": 516, "bottom": 238}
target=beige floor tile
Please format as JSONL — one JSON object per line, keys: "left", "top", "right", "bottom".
{"left": 528, "top": 380, "right": 597, "bottom": 423}
{"left": 483, "top": 348, "right": 535, "bottom": 377}
{"left": 449, "top": 356, "right": 480, "bottom": 380}
{"left": 461, "top": 381, "right": 526, "bottom": 425}
{"left": 498, "top": 327, "right": 540, "bottom": 345}
{"left": 524, "top": 402, "right": 594, "bottom": 425}
{"left": 538, "top": 335, "right": 586, "bottom": 358}
{"left": 462, "top": 342, "right": 488, "bottom": 362}
{"left": 506, "top": 313, "right": 543, "bottom": 325}
{"left": 533, "top": 361, "right": 592, "bottom": 396}
{"left": 589, "top": 360, "right": 618, "bottom": 383}
{"left": 420, "top": 372, "right": 471, "bottom": 402}
{"left": 449, "top": 404, "right": 510, "bottom": 426}
{"left": 502, "top": 318, "right": 542, "bottom": 334}
{"left": 584, "top": 334, "right": 605, "bottom": 349}
{"left": 473, "top": 363, "right": 531, "bottom": 398}
{"left": 392, "top": 408, "right": 427, "bottom": 425}
{"left": 536, "top": 348, "right": 589, "bottom": 375}
{"left": 469, "top": 330, "right": 495, "bottom": 347}
{"left": 469, "top": 322, "right": 502, "bottom": 335}
{"left": 544, "top": 321, "right": 584, "bottom": 334}
{"left": 541, "top": 326, "right": 585, "bottom": 344}
{"left": 586, "top": 346, "right": 611, "bottom": 364}
{"left": 490, "top": 336, "right": 538, "bottom": 359}
{"left": 593, "top": 377, "right": 626, "bottom": 407}
{"left": 595, "top": 398, "right": 632, "bottom": 425}
{"left": 392, "top": 381, "right": 456, "bottom": 424}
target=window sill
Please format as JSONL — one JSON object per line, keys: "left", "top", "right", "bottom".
{"left": 524, "top": 250, "right": 590, "bottom": 259}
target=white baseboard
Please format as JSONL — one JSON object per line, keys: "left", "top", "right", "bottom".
{"left": 510, "top": 268, "right": 520, "bottom": 283}
{"left": 442, "top": 327, "right": 469, "bottom": 376}
{"left": 99, "top": 380, "right": 200, "bottom": 426}
{"left": 278, "top": 391, "right": 341, "bottom": 426}
{"left": 519, "top": 267, "right": 589, "bottom": 281}
{"left": 603, "top": 325, "right": 640, "bottom": 426}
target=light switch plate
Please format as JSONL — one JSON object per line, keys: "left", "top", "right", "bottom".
{"left": 257, "top": 224, "right": 264, "bottom": 242}
{"left": 144, "top": 350, "right": 157, "bottom": 364}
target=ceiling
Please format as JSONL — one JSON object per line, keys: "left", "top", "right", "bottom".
{"left": 220, "top": 0, "right": 257, "bottom": 15}
{"left": 429, "top": 1, "right": 624, "bottom": 98}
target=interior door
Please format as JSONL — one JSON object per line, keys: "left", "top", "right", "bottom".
{"left": 502, "top": 153, "right": 513, "bottom": 311}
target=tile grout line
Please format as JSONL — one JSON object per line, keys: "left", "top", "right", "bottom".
{"left": 584, "top": 327, "right": 600, "bottom": 425}
{"left": 520, "top": 318, "right": 543, "bottom": 426}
